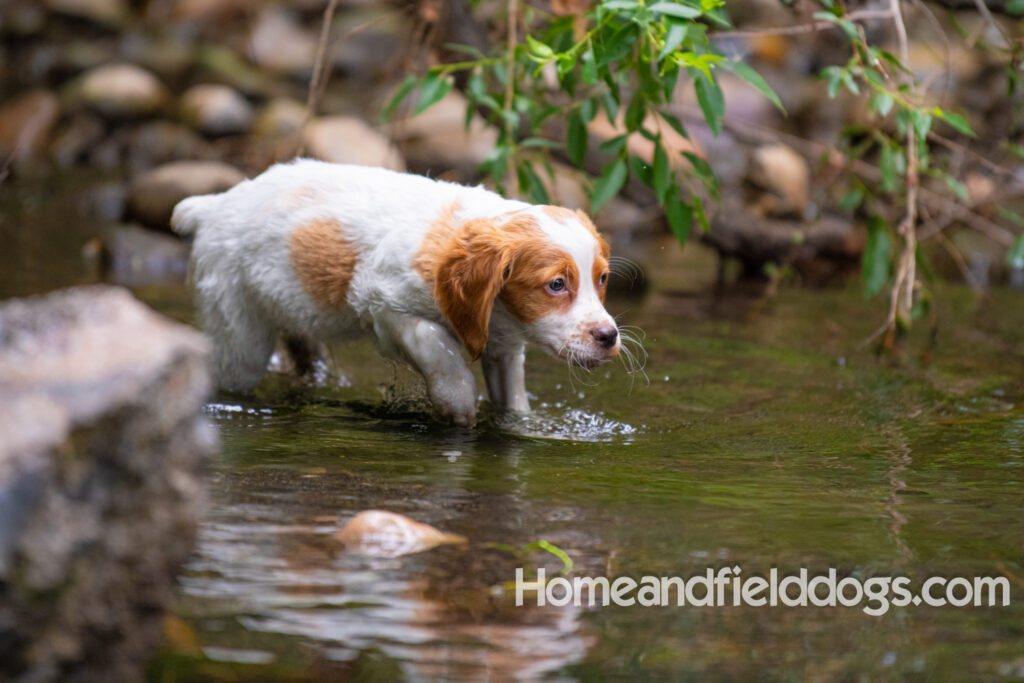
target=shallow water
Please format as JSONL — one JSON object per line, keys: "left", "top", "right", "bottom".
{"left": 3, "top": 175, "right": 1023, "bottom": 680}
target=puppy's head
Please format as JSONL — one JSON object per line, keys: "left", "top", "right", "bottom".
{"left": 435, "top": 206, "right": 618, "bottom": 367}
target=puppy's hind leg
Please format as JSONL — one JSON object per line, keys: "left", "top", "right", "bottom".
{"left": 283, "top": 333, "right": 319, "bottom": 377}
{"left": 200, "top": 298, "right": 277, "bottom": 392}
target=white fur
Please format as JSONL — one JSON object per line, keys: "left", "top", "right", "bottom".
{"left": 172, "top": 159, "right": 618, "bottom": 426}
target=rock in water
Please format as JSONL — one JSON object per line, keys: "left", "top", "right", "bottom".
{"left": 0, "top": 285, "right": 215, "bottom": 683}
{"left": 336, "top": 510, "right": 466, "bottom": 558}
{"left": 126, "top": 160, "right": 245, "bottom": 230}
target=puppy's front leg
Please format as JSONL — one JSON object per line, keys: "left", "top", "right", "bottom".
{"left": 376, "top": 311, "right": 478, "bottom": 427}
{"left": 482, "top": 344, "right": 530, "bottom": 413}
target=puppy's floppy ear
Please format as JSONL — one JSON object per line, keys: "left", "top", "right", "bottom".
{"left": 435, "top": 218, "right": 514, "bottom": 359}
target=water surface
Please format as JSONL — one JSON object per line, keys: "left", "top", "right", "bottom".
{"left": 2, "top": 175, "right": 1023, "bottom": 681}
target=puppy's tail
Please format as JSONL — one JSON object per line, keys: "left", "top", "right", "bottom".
{"left": 170, "top": 194, "right": 220, "bottom": 237}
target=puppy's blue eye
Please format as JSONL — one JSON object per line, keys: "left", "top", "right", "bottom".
{"left": 599, "top": 272, "right": 608, "bottom": 286}
{"left": 547, "top": 278, "right": 566, "bottom": 293}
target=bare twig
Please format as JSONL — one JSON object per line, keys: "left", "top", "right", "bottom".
{"left": 928, "top": 131, "right": 1024, "bottom": 186}
{"left": 714, "top": 9, "right": 894, "bottom": 38}
{"left": 505, "top": 0, "right": 519, "bottom": 196}
{"left": 933, "top": 223, "right": 986, "bottom": 292}
{"left": 887, "top": 0, "right": 918, "bottom": 344}
{"left": 294, "top": 0, "right": 340, "bottom": 158}
{"left": 971, "top": 0, "right": 1014, "bottom": 49}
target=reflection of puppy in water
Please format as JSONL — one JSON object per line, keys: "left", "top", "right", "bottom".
{"left": 172, "top": 159, "right": 626, "bottom": 426}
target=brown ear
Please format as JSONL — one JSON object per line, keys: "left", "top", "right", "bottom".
{"left": 435, "top": 218, "right": 514, "bottom": 359}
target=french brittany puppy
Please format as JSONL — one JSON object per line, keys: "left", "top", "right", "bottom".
{"left": 171, "top": 159, "right": 621, "bottom": 426}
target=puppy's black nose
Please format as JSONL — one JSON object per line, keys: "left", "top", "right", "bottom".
{"left": 590, "top": 324, "right": 618, "bottom": 349}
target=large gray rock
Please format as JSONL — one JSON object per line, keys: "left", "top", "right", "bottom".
{"left": 126, "top": 160, "right": 245, "bottom": 230}
{"left": 0, "top": 285, "right": 215, "bottom": 683}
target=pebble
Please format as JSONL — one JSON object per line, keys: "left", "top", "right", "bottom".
{"left": 180, "top": 84, "right": 254, "bottom": 136}
{"left": 73, "top": 63, "right": 168, "bottom": 118}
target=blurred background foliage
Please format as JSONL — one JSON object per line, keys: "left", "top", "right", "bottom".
{"left": 1, "top": 0, "right": 1023, "bottom": 342}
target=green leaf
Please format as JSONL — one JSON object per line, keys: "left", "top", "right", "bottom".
{"left": 661, "top": 112, "right": 689, "bottom": 138}
{"left": 694, "top": 195, "right": 710, "bottom": 232}
{"left": 653, "top": 141, "right": 670, "bottom": 201}
{"left": 520, "top": 137, "right": 563, "bottom": 149}
{"left": 862, "top": 216, "right": 891, "bottom": 298}
{"left": 665, "top": 192, "right": 692, "bottom": 244}
{"left": 998, "top": 206, "right": 1024, "bottom": 227}
{"left": 910, "top": 109, "right": 932, "bottom": 140}
{"left": 581, "top": 49, "right": 599, "bottom": 84}
{"left": 592, "top": 158, "right": 628, "bottom": 213}
{"left": 601, "top": 91, "right": 620, "bottom": 121}
{"left": 841, "top": 71, "right": 860, "bottom": 96}
{"left": 602, "top": 0, "right": 641, "bottom": 9}
{"left": 821, "top": 66, "right": 843, "bottom": 99}
{"left": 598, "top": 24, "right": 639, "bottom": 66}
{"left": 649, "top": 1, "right": 702, "bottom": 18}
{"left": 526, "top": 34, "right": 554, "bottom": 59}
{"left": 935, "top": 108, "right": 976, "bottom": 137}
{"left": 580, "top": 98, "right": 597, "bottom": 123}
{"left": 725, "top": 60, "right": 784, "bottom": 114}
{"left": 879, "top": 143, "right": 898, "bottom": 193}
{"left": 597, "top": 134, "right": 628, "bottom": 154}
{"left": 630, "top": 155, "right": 652, "bottom": 186}
{"left": 625, "top": 91, "right": 646, "bottom": 132}
{"left": 568, "top": 111, "right": 588, "bottom": 167}
{"left": 838, "top": 187, "right": 863, "bottom": 210}
{"left": 1007, "top": 0, "right": 1024, "bottom": 14}
{"left": 1009, "top": 234, "right": 1024, "bottom": 268}
{"left": 416, "top": 71, "right": 452, "bottom": 115}
{"left": 381, "top": 74, "right": 417, "bottom": 121}
{"left": 943, "top": 174, "right": 970, "bottom": 202}
{"left": 524, "top": 540, "right": 574, "bottom": 577}
{"left": 520, "top": 162, "right": 551, "bottom": 204}
{"left": 869, "top": 92, "right": 894, "bottom": 117}
{"left": 659, "top": 22, "right": 688, "bottom": 61}
{"left": 694, "top": 73, "right": 724, "bottom": 136}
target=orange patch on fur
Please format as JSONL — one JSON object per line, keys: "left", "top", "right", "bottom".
{"left": 500, "top": 246, "right": 577, "bottom": 323}
{"left": 289, "top": 218, "right": 358, "bottom": 309}
{"left": 413, "top": 200, "right": 462, "bottom": 285}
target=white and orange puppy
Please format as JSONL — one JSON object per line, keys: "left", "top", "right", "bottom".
{"left": 171, "top": 159, "right": 620, "bottom": 426}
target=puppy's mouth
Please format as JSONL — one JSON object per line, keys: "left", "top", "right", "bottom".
{"left": 555, "top": 344, "right": 619, "bottom": 369}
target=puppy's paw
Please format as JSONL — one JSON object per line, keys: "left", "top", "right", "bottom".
{"left": 433, "top": 405, "right": 477, "bottom": 428}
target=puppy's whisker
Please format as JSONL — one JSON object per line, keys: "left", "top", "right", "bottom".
{"left": 608, "top": 256, "right": 643, "bottom": 286}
